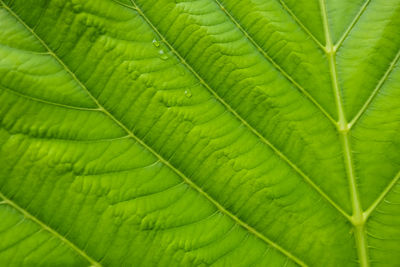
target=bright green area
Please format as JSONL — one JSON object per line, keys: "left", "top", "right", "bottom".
{"left": 0, "top": 0, "right": 399, "bottom": 266}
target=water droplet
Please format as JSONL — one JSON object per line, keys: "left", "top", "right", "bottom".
{"left": 184, "top": 89, "right": 192, "bottom": 98}
{"left": 152, "top": 39, "right": 160, "bottom": 47}
{"left": 159, "top": 50, "right": 168, "bottom": 60}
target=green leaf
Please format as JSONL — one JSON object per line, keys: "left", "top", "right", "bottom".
{"left": 0, "top": 0, "right": 399, "bottom": 266}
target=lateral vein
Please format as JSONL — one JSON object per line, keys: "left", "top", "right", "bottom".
{"left": 122, "top": 0, "right": 350, "bottom": 223}
{"left": 213, "top": 0, "right": 336, "bottom": 125}
{"left": 335, "top": 0, "right": 371, "bottom": 51}
{"left": 364, "top": 170, "right": 400, "bottom": 219}
{"left": 0, "top": 85, "right": 100, "bottom": 111}
{"left": 349, "top": 48, "right": 400, "bottom": 128}
{"left": 0, "top": 192, "right": 102, "bottom": 267}
{"left": 277, "top": 0, "right": 326, "bottom": 51}
{"left": 3, "top": 1, "right": 307, "bottom": 265}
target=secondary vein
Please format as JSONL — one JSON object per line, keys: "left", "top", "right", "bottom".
{"left": 0, "top": 192, "right": 102, "bottom": 267}
{"left": 213, "top": 0, "right": 336, "bottom": 125}
{"left": 349, "top": 48, "right": 400, "bottom": 128}
{"left": 277, "top": 0, "right": 326, "bottom": 51}
{"left": 335, "top": 0, "right": 371, "bottom": 51}
{"left": 3, "top": 1, "right": 307, "bottom": 265}
{"left": 364, "top": 170, "right": 400, "bottom": 219}
{"left": 122, "top": 0, "right": 350, "bottom": 222}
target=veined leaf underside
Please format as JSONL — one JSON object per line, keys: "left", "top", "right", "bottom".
{"left": 0, "top": 0, "right": 399, "bottom": 266}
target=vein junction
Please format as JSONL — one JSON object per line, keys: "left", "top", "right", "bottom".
{"left": 319, "top": 1, "right": 369, "bottom": 266}
{"left": 2, "top": 0, "right": 398, "bottom": 266}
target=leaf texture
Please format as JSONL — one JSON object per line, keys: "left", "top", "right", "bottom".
{"left": 0, "top": 0, "right": 399, "bottom": 266}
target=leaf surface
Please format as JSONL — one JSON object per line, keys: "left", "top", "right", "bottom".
{"left": 0, "top": 0, "right": 400, "bottom": 266}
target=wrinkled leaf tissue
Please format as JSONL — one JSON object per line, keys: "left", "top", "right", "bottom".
{"left": 0, "top": 0, "right": 400, "bottom": 266}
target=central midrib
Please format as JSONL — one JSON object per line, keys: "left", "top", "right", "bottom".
{"left": 4, "top": 0, "right": 385, "bottom": 266}
{"left": 319, "top": 0, "right": 370, "bottom": 266}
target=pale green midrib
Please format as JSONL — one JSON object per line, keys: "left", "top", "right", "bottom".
{"left": 214, "top": 0, "right": 337, "bottom": 126}
{"left": 277, "top": 0, "right": 326, "bottom": 51}
{"left": 331, "top": 0, "right": 400, "bottom": 223}
{"left": 348, "top": 49, "right": 400, "bottom": 128}
{"left": 124, "top": 0, "right": 352, "bottom": 223}
{"left": 319, "top": 1, "right": 369, "bottom": 267}
{"left": 335, "top": 0, "right": 371, "bottom": 52}
{"left": 132, "top": 1, "right": 399, "bottom": 266}
{"left": 3, "top": 2, "right": 308, "bottom": 266}
{"left": 364, "top": 170, "right": 400, "bottom": 219}
{"left": 0, "top": 192, "right": 102, "bottom": 267}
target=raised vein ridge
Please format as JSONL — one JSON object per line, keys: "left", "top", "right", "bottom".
{"left": 122, "top": 0, "right": 351, "bottom": 222}
{"left": 349, "top": 48, "right": 400, "bottom": 128}
{"left": 277, "top": 0, "right": 325, "bottom": 51}
{"left": 2, "top": 2, "right": 307, "bottom": 265}
{"left": 0, "top": 192, "right": 101, "bottom": 267}
{"left": 213, "top": 0, "right": 336, "bottom": 125}
{"left": 335, "top": 0, "right": 371, "bottom": 51}
{"left": 0, "top": 85, "right": 101, "bottom": 111}
{"left": 364, "top": 170, "right": 400, "bottom": 219}
{"left": 319, "top": 0, "right": 370, "bottom": 266}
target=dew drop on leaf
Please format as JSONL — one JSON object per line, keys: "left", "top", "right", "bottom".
{"left": 152, "top": 39, "right": 160, "bottom": 47}
{"left": 159, "top": 50, "right": 168, "bottom": 60}
{"left": 184, "top": 89, "right": 192, "bottom": 98}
